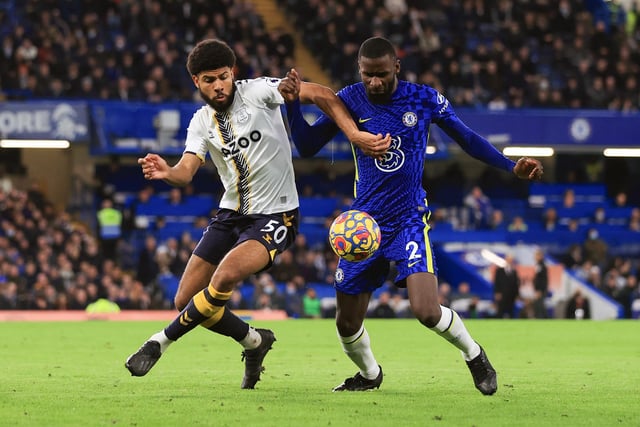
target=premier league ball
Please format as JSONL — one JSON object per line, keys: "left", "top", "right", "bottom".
{"left": 329, "top": 210, "right": 381, "bottom": 262}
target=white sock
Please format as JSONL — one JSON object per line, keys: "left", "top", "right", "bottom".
{"left": 150, "top": 330, "right": 173, "bottom": 354}
{"left": 239, "top": 327, "right": 262, "bottom": 350}
{"left": 338, "top": 325, "right": 380, "bottom": 380}
{"left": 430, "top": 306, "right": 480, "bottom": 361}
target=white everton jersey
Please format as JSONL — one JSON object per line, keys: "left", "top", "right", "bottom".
{"left": 184, "top": 77, "right": 299, "bottom": 215}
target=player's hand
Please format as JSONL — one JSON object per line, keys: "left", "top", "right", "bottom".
{"left": 279, "top": 68, "right": 301, "bottom": 103}
{"left": 513, "top": 157, "right": 543, "bottom": 180}
{"left": 350, "top": 132, "right": 391, "bottom": 160}
{"left": 138, "top": 153, "right": 170, "bottom": 180}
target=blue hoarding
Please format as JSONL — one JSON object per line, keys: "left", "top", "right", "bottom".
{"left": 2, "top": 101, "right": 639, "bottom": 156}
{"left": 0, "top": 101, "right": 90, "bottom": 142}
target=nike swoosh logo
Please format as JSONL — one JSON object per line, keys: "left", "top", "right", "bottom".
{"left": 408, "top": 261, "right": 419, "bottom": 268}
{"left": 358, "top": 117, "right": 372, "bottom": 123}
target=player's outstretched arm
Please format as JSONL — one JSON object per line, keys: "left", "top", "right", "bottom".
{"left": 138, "top": 152, "right": 201, "bottom": 187}
{"left": 300, "top": 81, "right": 390, "bottom": 158}
{"left": 440, "top": 115, "right": 544, "bottom": 181}
{"left": 282, "top": 68, "right": 389, "bottom": 158}
{"left": 280, "top": 72, "right": 338, "bottom": 157}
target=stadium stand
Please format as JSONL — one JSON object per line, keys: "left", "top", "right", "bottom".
{"left": 278, "top": 0, "right": 640, "bottom": 110}
{"left": 0, "top": 1, "right": 638, "bottom": 318}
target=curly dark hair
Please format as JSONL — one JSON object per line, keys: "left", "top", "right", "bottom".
{"left": 186, "top": 39, "right": 236, "bottom": 76}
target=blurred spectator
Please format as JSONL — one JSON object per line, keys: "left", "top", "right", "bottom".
{"left": 451, "top": 282, "right": 474, "bottom": 302}
{"left": 96, "top": 198, "right": 122, "bottom": 261}
{"left": 449, "top": 281, "right": 482, "bottom": 319}
{"left": 565, "top": 289, "right": 591, "bottom": 319}
{"left": 369, "top": 291, "right": 397, "bottom": 318}
{"left": 628, "top": 208, "right": 640, "bottom": 232}
{"left": 252, "top": 273, "right": 284, "bottom": 310}
{"left": 565, "top": 218, "right": 581, "bottom": 233}
{"left": 489, "top": 209, "right": 507, "bottom": 231}
{"left": 121, "top": 185, "right": 154, "bottom": 233}
{"left": 464, "top": 185, "right": 493, "bottom": 230}
{"left": 297, "top": 250, "right": 323, "bottom": 282}
{"left": 613, "top": 191, "right": 629, "bottom": 207}
{"left": 542, "top": 207, "right": 559, "bottom": 231}
{"left": 167, "top": 188, "right": 184, "bottom": 207}
{"left": 615, "top": 275, "right": 638, "bottom": 319}
{"left": 592, "top": 206, "right": 607, "bottom": 224}
{"left": 0, "top": 165, "right": 13, "bottom": 193}
{"left": 389, "top": 293, "right": 411, "bottom": 318}
{"left": 532, "top": 249, "right": 549, "bottom": 319}
{"left": 562, "top": 188, "right": 576, "bottom": 208}
{"left": 582, "top": 227, "right": 609, "bottom": 268}
{"left": 302, "top": 287, "right": 322, "bottom": 318}
{"left": 228, "top": 291, "right": 249, "bottom": 311}
{"left": 602, "top": 267, "right": 625, "bottom": 297}
{"left": 0, "top": 281, "right": 17, "bottom": 309}
{"left": 494, "top": 254, "right": 520, "bottom": 318}
{"left": 438, "top": 282, "right": 452, "bottom": 308}
{"left": 283, "top": 280, "right": 303, "bottom": 318}
{"left": 507, "top": 215, "right": 528, "bottom": 232}
{"left": 269, "top": 250, "right": 299, "bottom": 283}
{"left": 136, "top": 235, "right": 159, "bottom": 286}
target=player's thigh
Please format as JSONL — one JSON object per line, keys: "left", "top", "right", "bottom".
{"left": 335, "top": 290, "right": 372, "bottom": 336}
{"left": 212, "top": 240, "right": 271, "bottom": 293}
{"left": 174, "top": 254, "right": 216, "bottom": 310}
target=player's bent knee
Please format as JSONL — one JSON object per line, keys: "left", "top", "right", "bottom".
{"left": 211, "top": 269, "right": 243, "bottom": 291}
{"left": 174, "top": 296, "right": 188, "bottom": 311}
{"left": 413, "top": 306, "right": 442, "bottom": 328}
{"left": 336, "top": 319, "right": 362, "bottom": 337}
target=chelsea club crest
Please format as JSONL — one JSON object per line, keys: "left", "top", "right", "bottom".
{"left": 402, "top": 112, "right": 417, "bottom": 127}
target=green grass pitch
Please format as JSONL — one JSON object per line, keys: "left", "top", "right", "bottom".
{"left": 0, "top": 319, "right": 638, "bottom": 427}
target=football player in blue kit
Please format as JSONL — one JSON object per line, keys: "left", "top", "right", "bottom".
{"left": 124, "top": 38, "right": 389, "bottom": 388}
{"left": 279, "top": 36, "right": 543, "bottom": 394}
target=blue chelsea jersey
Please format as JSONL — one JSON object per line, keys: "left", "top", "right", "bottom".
{"left": 337, "top": 80, "right": 451, "bottom": 230}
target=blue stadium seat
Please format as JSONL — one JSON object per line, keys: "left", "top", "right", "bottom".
{"left": 528, "top": 183, "right": 607, "bottom": 207}
{"left": 298, "top": 197, "right": 338, "bottom": 224}
{"left": 298, "top": 223, "right": 329, "bottom": 248}
{"left": 157, "top": 273, "right": 180, "bottom": 301}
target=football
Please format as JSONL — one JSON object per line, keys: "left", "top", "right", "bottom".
{"left": 328, "top": 209, "right": 381, "bottom": 262}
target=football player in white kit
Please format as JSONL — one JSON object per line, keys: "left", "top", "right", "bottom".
{"left": 125, "top": 39, "right": 390, "bottom": 388}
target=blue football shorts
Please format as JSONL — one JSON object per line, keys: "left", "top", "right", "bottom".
{"left": 334, "top": 210, "right": 437, "bottom": 295}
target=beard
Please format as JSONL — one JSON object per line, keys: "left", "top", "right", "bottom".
{"left": 366, "top": 87, "right": 393, "bottom": 104}
{"left": 367, "top": 92, "right": 392, "bottom": 104}
{"left": 200, "top": 85, "right": 235, "bottom": 111}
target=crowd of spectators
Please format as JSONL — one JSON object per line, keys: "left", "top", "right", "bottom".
{"left": 0, "top": 1, "right": 639, "bottom": 317}
{"left": 0, "top": 181, "right": 347, "bottom": 317}
{"left": 0, "top": 0, "right": 295, "bottom": 101}
{"left": 0, "top": 183, "right": 157, "bottom": 310}
{"left": 281, "top": 0, "right": 640, "bottom": 111}
{"left": 2, "top": 0, "right": 640, "bottom": 111}
{"left": 1, "top": 177, "right": 639, "bottom": 318}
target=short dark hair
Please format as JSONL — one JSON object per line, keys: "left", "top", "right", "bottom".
{"left": 358, "top": 37, "right": 397, "bottom": 60}
{"left": 186, "top": 39, "right": 236, "bottom": 76}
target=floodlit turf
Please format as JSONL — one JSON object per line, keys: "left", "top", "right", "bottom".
{"left": 0, "top": 319, "right": 638, "bottom": 427}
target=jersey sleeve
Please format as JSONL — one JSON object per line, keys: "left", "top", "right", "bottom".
{"left": 184, "top": 111, "right": 208, "bottom": 162}
{"left": 430, "top": 90, "right": 516, "bottom": 173}
{"left": 242, "top": 77, "right": 285, "bottom": 108}
{"left": 285, "top": 100, "right": 339, "bottom": 157}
